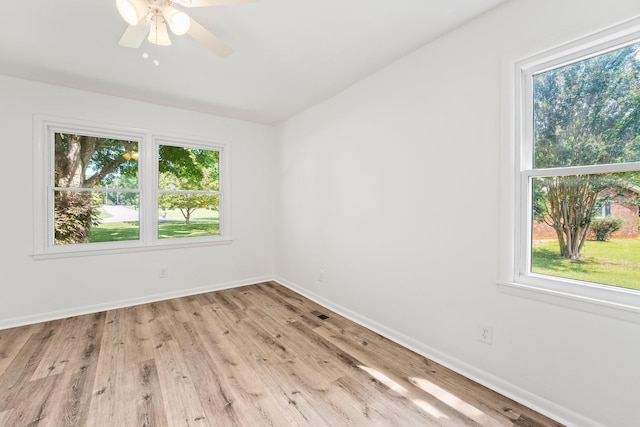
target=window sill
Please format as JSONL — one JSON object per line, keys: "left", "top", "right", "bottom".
{"left": 33, "top": 238, "right": 233, "bottom": 260}
{"left": 497, "top": 280, "right": 640, "bottom": 324}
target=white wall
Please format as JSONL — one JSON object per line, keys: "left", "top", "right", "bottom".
{"left": 275, "top": 1, "right": 640, "bottom": 426}
{"left": 0, "top": 75, "right": 276, "bottom": 327}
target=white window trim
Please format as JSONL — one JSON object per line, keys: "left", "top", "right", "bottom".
{"left": 498, "top": 18, "right": 640, "bottom": 324}
{"left": 32, "top": 115, "right": 232, "bottom": 260}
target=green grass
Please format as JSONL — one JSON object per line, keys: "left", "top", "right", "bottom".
{"left": 91, "top": 212, "right": 220, "bottom": 243}
{"left": 90, "top": 220, "right": 219, "bottom": 243}
{"left": 158, "top": 221, "right": 219, "bottom": 239}
{"left": 532, "top": 239, "right": 640, "bottom": 290}
{"left": 90, "top": 222, "right": 139, "bottom": 242}
{"left": 90, "top": 207, "right": 220, "bottom": 242}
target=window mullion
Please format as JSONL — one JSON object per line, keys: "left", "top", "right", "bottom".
{"left": 518, "top": 171, "right": 534, "bottom": 279}
{"left": 140, "top": 134, "right": 157, "bottom": 245}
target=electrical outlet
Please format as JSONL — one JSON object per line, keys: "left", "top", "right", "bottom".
{"left": 318, "top": 269, "right": 324, "bottom": 283}
{"left": 477, "top": 323, "right": 493, "bottom": 345}
{"left": 159, "top": 266, "right": 168, "bottom": 278}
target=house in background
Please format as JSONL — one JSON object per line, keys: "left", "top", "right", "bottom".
{"left": 2, "top": 1, "right": 640, "bottom": 427}
{"left": 596, "top": 187, "right": 640, "bottom": 237}
{"left": 533, "top": 186, "right": 640, "bottom": 240}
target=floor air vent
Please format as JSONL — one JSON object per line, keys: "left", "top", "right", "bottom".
{"left": 311, "top": 310, "right": 330, "bottom": 320}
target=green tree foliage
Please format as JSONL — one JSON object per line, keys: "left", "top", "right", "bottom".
{"left": 54, "top": 192, "right": 99, "bottom": 245}
{"left": 103, "top": 175, "right": 139, "bottom": 207}
{"left": 533, "top": 44, "right": 640, "bottom": 258}
{"left": 158, "top": 145, "right": 219, "bottom": 188}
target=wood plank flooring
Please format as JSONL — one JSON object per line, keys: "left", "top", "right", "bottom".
{"left": 0, "top": 281, "right": 562, "bottom": 426}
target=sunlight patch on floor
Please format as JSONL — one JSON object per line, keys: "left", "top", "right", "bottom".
{"left": 358, "top": 365, "right": 448, "bottom": 420}
{"left": 409, "top": 376, "right": 504, "bottom": 426}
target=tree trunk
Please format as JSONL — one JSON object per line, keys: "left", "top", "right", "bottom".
{"left": 544, "top": 175, "right": 599, "bottom": 259}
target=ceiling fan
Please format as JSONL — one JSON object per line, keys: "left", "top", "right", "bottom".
{"left": 116, "top": 0, "right": 254, "bottom": 58}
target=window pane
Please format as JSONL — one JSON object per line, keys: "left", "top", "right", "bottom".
{"left": 533, "top": 43, "right": 640, "bottom": 168}
{"left": 158, "top": 195, "right": 219, "bottom": 239}
{"left": 531, "top": 172, "right": 640, "bottom": 290}
{"left": 158, "top": 145, "right": 219, "bottom": 191}
{"left": 55, "top": 133, "right": 138, "bottom": 188}
{"left": 53, "top": 132, "right": 139, "bottom": 247}
{"left": 54, "top": 191, "right": 139, "bottom": 245}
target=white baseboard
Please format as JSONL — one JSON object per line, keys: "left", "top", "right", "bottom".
{"left": 0, "top": 275, "right": 272, "bottom": 330}
{"left": 273, "top": 276, "right": 600, "bottom": 427}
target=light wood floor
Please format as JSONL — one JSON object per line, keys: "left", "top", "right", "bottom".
{"left": 0, "top": 281, "right": 562, "bottom": 426}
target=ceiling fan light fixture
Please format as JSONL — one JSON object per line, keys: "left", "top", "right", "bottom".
{"left": 116, "top": 0, "right": 148, "bottom": 26}
{"left": 164, "top": 8, "right": 191, "bottom": 35}
{"left": 148, "top": 18, "right": 172, "bottom": 46}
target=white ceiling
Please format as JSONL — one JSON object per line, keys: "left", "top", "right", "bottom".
{"left": 0, "top": 0, "right": 507, "bottom": 125}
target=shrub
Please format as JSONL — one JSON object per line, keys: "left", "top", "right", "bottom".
{"left": 590, "top": 217, "right": 623, "bottom": 241}
{"left": 54, "top": 192, "right": 100, "bottom": 245}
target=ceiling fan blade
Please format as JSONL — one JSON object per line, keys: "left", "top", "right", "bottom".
{"left": 118, "top": 21, "right": 149, "bottom": 48}
{"left": 187, "top": 18, "right": 232, "bottom": 57}
{"left": 174, "top": 0, "right": 256, "bottom": 7}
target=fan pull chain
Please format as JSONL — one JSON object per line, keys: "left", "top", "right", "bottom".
{"left": 153, "top": 12, "right": 160, "bottom": 66}
{"left": 141, "top": 11, "right": 161, "bottom": 66}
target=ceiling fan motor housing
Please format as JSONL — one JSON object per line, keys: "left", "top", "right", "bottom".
{"left": 117, "top": 0, "right": 253, "bottom": 57}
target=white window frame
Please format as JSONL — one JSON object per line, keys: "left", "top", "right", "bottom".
{"left": 33, "top": 116, "right": 232, "bottom": 259}
{"left": 154, "top": 136, "right": 226, "bottom": 244}
{"left": 499, "top": 19, "right": 640, "bottom": 323}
